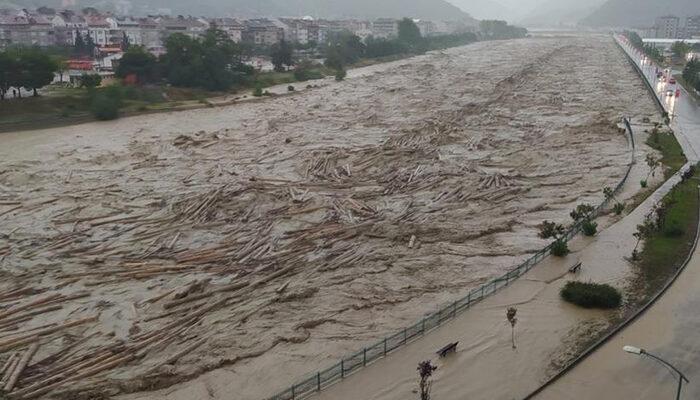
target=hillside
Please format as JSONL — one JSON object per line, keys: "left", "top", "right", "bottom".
{"left": 519, "top": 0, "right": 606, "bottom": 27}
{"left": 447, "top": 0, "right": 514, "bottom": 21}
{"left": 582, "top": 0, "right": 700, "bottom": 27}
{"left": 3, "top": 0, "right": 475, "bottom": 20}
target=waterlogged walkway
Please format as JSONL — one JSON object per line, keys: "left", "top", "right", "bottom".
{"left": 532, "top": 36, "right": 700, "bottom": 400}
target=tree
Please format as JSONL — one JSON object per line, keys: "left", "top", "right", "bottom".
{"left": 74, "top": 30, "right": 86, "bottom": 56}
{"left": 632, "top": 219, "right": 655, "bottom": 260}
{"left": 271, "top": 40, "right": 294, "bottom": 72}
{"left": 52, "top": 56, "right": 68, "bottom": 83}
{"left": 80, "top": 73, "right": 102, "bottom": 89}
{"left": 84, "top": 34, "right": 96, "bottom": 57}
{"left": 122, "top": 32, "right": 131, "bottom": 51}
{"left": 324, "top": 32, "right": 365, "bottom": 69}
{"left": 0, "top": 51, "right": 18, "bottom": 100}
{"left": 571, "top": 203, "right": 597, "bottom": 237}
{"left": 16, "top": 49, "right": 58, "bottom": 97}
{"left": 417, "top": 361, "right": 437, "bottom": 400}
{"left": 161, "top": 27, "right": 252, "bottom": 91}
{"left": 398, "top": 18, "right": 422, "bottom": 47}
{"left": 116, "top": 46, "right": 158, "bottom": 84}
{"left": 682, "top": 58, "right": 699, "bottom": 88}
{"left": 538, "top": 220, "right": 569, "bottom": 257}
{"left": 506, "top": 307, "right": 518, "bottom": 349}
{"left": 671, "top": 41, "right": 692, "bottom": 59}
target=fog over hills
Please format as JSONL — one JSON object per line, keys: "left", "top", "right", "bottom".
{"left": 581, "top": 0, "right": 700, "bottom": 27}
{"left": 2, "top": 0, "right": 475, "bottom": 20}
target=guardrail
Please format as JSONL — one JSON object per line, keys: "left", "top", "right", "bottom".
{"left": 267, "top": 119, "right": 637, "bottom": 400}
{"left": 613, "top": 35, "right": 669, "bottom": 115}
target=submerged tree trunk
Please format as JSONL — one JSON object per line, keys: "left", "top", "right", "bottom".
{"left": 33, "top": 88, "right": 38, "bottom": 97}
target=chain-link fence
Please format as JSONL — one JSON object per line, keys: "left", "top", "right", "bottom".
{"left": 267, "top": 119, "right": 636, "bottom": 400}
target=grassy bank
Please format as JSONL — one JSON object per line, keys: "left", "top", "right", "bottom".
{"left": 647, "top": 127, "right": 687, "bottom": 178}
{"left": 635, "top": 172, "right": 699, "bottom": 292}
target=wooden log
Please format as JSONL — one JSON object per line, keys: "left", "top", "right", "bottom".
{"left": 0, "top": 353, "right": 19, "bottom": 387}
{"left": 0, "top": 316, "right": 96, "bottom": 350}
{"left": 4, "top": 343, "right": 39, "bottom": 391}
{"left": 0, "top": 336, "right": 38, "bottom": 355}
{"left": 0, "top": 352, "right": 18, "bottom": 381}
{"left": 164, "top": 337, "right": 207, "bottom": 365}
{"left": 0, "top": 294, "right": 62, "bottom": 321}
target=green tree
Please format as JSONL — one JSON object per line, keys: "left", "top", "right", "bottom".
{"left": 116, "top": 46, "right": 158, "bottom": 84}
{"left": 324, "top": 32, "right": 365, "bottom": 69}
{"left": 161, "top": 27, "right": 252, "bottom": 91}
{"left": 398, "top": 18, "right": 422, "bottom": 47}
{"left": 80, "top": 73, "right": 102, "bottom": 89}
{"left": 17, "top": 49, "right": 57, "bottom": 97}
{"left": 0, "top": 51, "right": 19, "bottom": 100}
{"left": 271, "top": 40, "right": 294, "bottom": 72}
{"left": 671, "top": 41, "right": 692, "bottom": 59}
{"left": 74, "top": 30, "right": 86, "bottom": 56}
{"left": 122, "top": 31, "right": 131, "bottom": 51}
{"left": 51, "top": 56, "right": 68, "bottom": 83}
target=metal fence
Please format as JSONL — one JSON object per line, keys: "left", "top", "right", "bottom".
{"left": 267, "top": 120, "right": 636, "bottom": 400}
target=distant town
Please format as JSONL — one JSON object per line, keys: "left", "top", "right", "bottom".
{"left": 0, "top": 7, "right": 476, "bottom": 54}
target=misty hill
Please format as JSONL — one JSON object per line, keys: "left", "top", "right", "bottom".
{"left": 518, "top": 0, "right": 606, "bottom": 27}
{"left": 582, "top": 0, "right": 700, "bottom": 27}
{"left": 2, "top": 0, "right": 474, "bottom": 21}
{"left": 447, "top": 0, "right": 513, "bottom": 21}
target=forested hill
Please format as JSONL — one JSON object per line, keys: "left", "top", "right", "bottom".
{"left": 2, "top": 0, "right": 475, "bottom": 21}
{"left": 581, "top": 0, "right": 700, "bottom": 27}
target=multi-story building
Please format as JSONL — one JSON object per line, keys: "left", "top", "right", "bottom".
{"left": 372, "top": 18, "right": 398, "bottom": 39}
{"left": 655, "top": 15, "right": 680, "bottom": 39}
{"left": 0, "top": 13, "right": 55, "bottom": 49}
{"left": 51, "top": 11, "right": 87, "bottom": 45}
{"left": 157, "top": 16, "right": 208, "bottom": 40}
{"left": 242, "top": 19, "right": 284, "bottom": 46}
{"left": 210, "top": 18, "right": 244, "bottom": 43}
{"left": 686, "top": 15, "right": 700, "bottom": 39}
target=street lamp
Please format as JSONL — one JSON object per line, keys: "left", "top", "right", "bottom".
{"left": 623, "top": 345, "right": 690, "bottom": 400}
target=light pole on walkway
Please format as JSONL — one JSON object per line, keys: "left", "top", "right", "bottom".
{"left": 623, "top": 345, "right": 689, "bottom": 400}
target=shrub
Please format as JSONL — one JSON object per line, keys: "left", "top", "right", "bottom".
{"left": 288, "top": 85, "right": 295, "bottom": 91}
{"left": 252, "top": 84, "right": 263, "bottom": 97}
{"left": 90, "top": 93, "right": 120, "bottom": 120}
{"left": 582, "top": 220, "right": 598, "bottom": 236}
{"left": 335, "top": 69, "right": 347, "bottom": 81}
{"left": 561, "top": 281, "right": 622, "bottom": 309}
{"left": 640, "top": 179, "right": 648, "bottom": 188}
{"left": 551, "top": 239, "right": 569, "bottom": 257}
{"left": 613, "top": 202, "right": 625, "bottom": 215}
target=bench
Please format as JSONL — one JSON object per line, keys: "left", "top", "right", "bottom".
{"left": 436, "top": 342, "right": 458, "bottom": 358}
{"left": 569, "top": 262, "right": 582, "bottom": 274}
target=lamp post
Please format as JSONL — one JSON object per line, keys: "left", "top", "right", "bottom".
{"left": 623, "top": 345, "right": 689, "bottom": 400}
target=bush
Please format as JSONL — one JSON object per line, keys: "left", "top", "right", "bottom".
{"left": 294, "top": 61, "right": 324, "bottom": 82}
{"left": 288, "top": 85, "right": 295, "bottom": 91}
{"left": 613, "top": 202, "right": 626, "bottom": 215}
{"left": 582, "top": 220, "right": 598, "bottom": 236}
{"left": 561, "top": 281, "right": 622, "bottom": 309}
{"left": 550, "top": 239, "right": 569, "bottom": 257}
{"left": 90, "top": 94, "right": 120, "bottom": 120}
{"left": 640, "top": 179, "right": 648, "bottom": 188}
{"left": 335, "top": 69, "right": 347, "bottom": 81}
{"left": 252, "top": 84, "right": 263, "bottom": 97}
